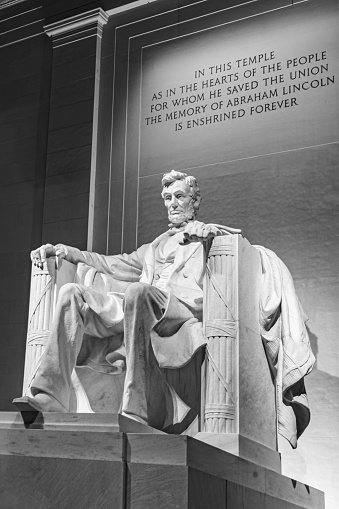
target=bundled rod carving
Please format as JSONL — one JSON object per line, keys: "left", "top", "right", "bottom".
{"left": 22, "top": 260, "right": 57, "bottom": 396}
{"left": 203, "top": 235, "right": 237, "bottom": 433}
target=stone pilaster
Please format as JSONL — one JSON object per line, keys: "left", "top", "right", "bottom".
{"left": 44, "top": 8, "right": 109, "bottom": 47}
{"left": 42, "top": 8, "right": 109, "bottom": 252}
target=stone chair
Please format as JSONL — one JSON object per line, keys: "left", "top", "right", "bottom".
{"left": 21, "top": 235, "right": 280, "bottom": 472}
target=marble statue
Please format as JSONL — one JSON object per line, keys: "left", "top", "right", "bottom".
{"left": 13, "top": 169, "right": 315, "bottom": 449}
{"left": 13, "top": 170, "right": 240, "bottom": 426}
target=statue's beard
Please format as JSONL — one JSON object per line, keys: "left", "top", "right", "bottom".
{"left": 168, "top": 201, "right": 195, "bottom": 227}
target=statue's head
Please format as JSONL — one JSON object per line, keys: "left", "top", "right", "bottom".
{"left": 161, "top": 170, "right": 201, "bottom": 227}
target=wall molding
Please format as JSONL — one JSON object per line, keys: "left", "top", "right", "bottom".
{"left": 0, "top": 0, "right": 26, "bottom": 10}
{"left": 44, "top": 8, "right": 109, "bottom": 46}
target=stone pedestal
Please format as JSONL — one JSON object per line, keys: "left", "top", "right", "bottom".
{"left": 0, "top": 412, "right": 324, "bottom": 509}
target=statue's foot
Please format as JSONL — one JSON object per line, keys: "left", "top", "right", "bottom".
{"left": 12, "top": 393, "right": 68, "bottom": 413}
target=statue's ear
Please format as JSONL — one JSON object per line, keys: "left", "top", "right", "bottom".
{"left": 194, "top": 194, "right": 202, "bottom": 211}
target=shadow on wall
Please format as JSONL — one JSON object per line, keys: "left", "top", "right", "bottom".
{"left": 279, "top": 325, "right": 339, "bottom": 508}
{"left": 280, "top": 331, "right": 339, "bottom": 508}
{"left": 307, "top": 325, "right": 318, "bottom": 370}
{"left": 304, "top": 325, "right": 339, "bottom": 432}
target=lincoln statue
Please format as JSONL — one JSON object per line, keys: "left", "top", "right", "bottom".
{"left": 13, "top": 170, "right": 239, "bottom": 425}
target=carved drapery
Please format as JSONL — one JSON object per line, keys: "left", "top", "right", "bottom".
{"left": 203, "top": 236, "right": 237, "bottom": 433}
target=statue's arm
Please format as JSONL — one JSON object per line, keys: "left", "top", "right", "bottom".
{"left": 76, "top": 245, "right": 146, "bottom": 281}
{"left": 173, "top": 221, "right": 241, "bottom": 245}
{"left": 30, "top": 242, "right": 147, "bottom": 281}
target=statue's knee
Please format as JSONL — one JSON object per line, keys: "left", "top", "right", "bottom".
{"left": 57, "top": 282, "right": 82, "bottom": 306}
{"left": 124, "top": 282, "right": 151, "bottom": 308}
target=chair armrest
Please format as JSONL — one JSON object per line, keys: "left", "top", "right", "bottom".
{"left": 202, "top": 235, "right": 238, "bottom": 433}
{"left": 22, "top": 257, "right": 77, "bottom": 395}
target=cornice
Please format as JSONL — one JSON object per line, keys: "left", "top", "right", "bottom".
{"left": 0, "top": 0, "right": 27, "bottom": 10}
{"left": 44, "top": 8, "right": 109, "bottom": 46}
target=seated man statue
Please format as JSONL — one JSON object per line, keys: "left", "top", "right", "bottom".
{"left": 13, "top": 170, "right": 239, "bottom": 426}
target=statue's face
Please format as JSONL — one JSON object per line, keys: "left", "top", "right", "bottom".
{"left": 162, "top": 180, "right": 195, "bottom": 226}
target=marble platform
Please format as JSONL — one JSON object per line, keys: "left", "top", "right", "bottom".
{"left": 0, "top": 412, "right": 324, "bottom": 509}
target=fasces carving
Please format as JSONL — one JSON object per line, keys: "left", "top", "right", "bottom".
{"left": 22, "top": 261, "right": 56, "bottom": 396}
{"left": 204, "top": 319, "right": 236, "bottom": 338}
{"left": 203, "top": 236, "right": 236, "bottom": 434}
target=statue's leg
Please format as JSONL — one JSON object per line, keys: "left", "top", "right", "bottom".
{"left": 30, "top": 283, "right": 121, "bottom": 411}
{"left": 121, "top": 282, "right": 194, "bottom": 426}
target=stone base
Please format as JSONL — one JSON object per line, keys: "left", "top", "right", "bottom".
{"left": 0, "top": 412, "right": 324, "bottom": 509}
{"left": 195, "top": 432, "right": 281, "bottom": 473}
{"left": 0, "top": 410, "right": 164, "bottom": 434}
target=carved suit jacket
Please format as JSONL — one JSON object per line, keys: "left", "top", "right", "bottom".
{"left": 68, "top": 231, "right": 208, "bottom": 371}
{"left": 75, "top": 231, "right": 205, "bottom": 311}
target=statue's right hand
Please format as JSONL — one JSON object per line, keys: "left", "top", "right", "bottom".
{"left": 30, "top": 244, "right": 58, "bottom": 268}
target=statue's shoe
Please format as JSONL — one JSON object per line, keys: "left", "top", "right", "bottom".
{"left": 12, "top": 394, "right": 68, "bottom": 413}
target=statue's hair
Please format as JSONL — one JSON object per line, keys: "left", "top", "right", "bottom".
{"left": 161, "top": 169, "right": 201, "bottom": 216}
{"left": 161, "top": 169, "right": 200, "bottom": 198}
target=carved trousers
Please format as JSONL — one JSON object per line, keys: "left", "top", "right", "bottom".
{"left": 32, "top": 281, "right": 194, "bottom": 424}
